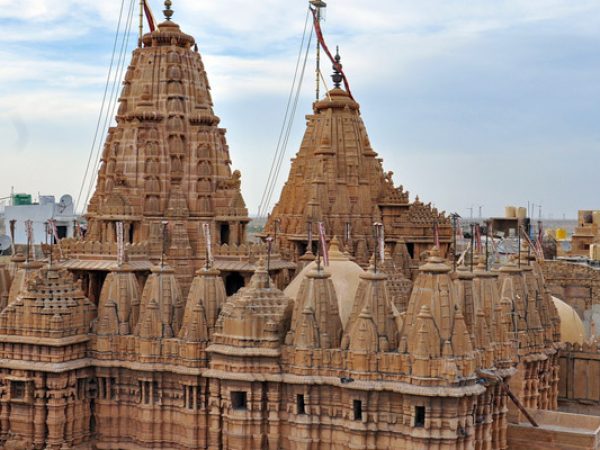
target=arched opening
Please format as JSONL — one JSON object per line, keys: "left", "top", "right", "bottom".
{"left": 225, "top": 272, "right": 245, "bottom": 296}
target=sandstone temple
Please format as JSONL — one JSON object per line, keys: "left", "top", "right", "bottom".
{"left": 2, "top": 2, "right": 600, "bottom": 450}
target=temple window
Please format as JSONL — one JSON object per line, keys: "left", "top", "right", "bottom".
{"left": 231, "top": 391, "right": 247, "bottom": 410}
{"left": 183, "top": 385, "right": 198, "bottom": 410}
{"left": 99, "top": 377, "right": 116, "bottom": 400}
{"left": 10, "top": 381, "right": 26, "bottom": 400}
{"left": 415, "top": 406, "right": 426, "bottom": 427}
{"left": 77, "top": 378, "right": 88, "bottom": 400}
{"left": 297, "top": 394, "right": 306, "bottom": 415}
{"left": 219, "top": 223, "right": 230, "bottom": 245}
{"left": 225, "top": 272, "right": 245, "bottom": 296}
{"left": 139, "top": 380, "right": 159, "bottom": 405}
{"left": 353, "top": 400, "right": 363, "bottom": 421}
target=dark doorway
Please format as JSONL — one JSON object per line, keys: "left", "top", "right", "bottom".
{"left": 406, "top": 242, "right": 415, "bottom": 259}
{"left": 54, "top": 225, "right": 68, "bottom": 243}
{"left": 220, "top": 223, "right": 230, "bottom": 245}
{"left": 225, "top": 272, "right": 245, "bottom": 296}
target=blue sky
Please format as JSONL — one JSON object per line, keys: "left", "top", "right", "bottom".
{"left": 1, "top": 0, "right": 599, "bottom": 219}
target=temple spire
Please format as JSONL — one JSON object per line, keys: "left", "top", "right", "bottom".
{"left": 164, "top": 0, "right": 173, "bottom": 20}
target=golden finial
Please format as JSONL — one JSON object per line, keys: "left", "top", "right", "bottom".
{"left": 164, "top": 0, "right": 174, "bottom": 20}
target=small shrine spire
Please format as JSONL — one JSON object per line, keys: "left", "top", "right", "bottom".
{"left": 163, "top": 0, "right": 174, "bottom": 20}
{"left": 332, "top": 46, "right": 343, "bottom": 89}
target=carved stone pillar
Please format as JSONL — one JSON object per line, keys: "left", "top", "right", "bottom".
{"left": 207, "top": 378, "right": 222, "bottom": 450}
{"left": 33, "top": 375, "right": 47, "bottom": 450}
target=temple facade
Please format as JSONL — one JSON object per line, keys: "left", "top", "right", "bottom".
{"left": 0, "top": 238, "right": 575, "bottom": 449}
{"left": 1, "top": 2, "right": 600, "bottom": 450}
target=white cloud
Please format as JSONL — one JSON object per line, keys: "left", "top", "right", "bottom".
{"left": 0, "top": 0, "right": 599, "bottom": 217}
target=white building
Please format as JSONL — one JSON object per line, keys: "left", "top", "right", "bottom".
{"left": 4, "top": 195, "right": 77, "bottom": 245}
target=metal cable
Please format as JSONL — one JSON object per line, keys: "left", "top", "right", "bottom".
{"left": 82, "top": 0, "right": 136, "bottom": 210}
{"left": 257, "top": 7, "right": 311, "bottom": 218}
{"left": 75, "top": 0, "right": 127, "bottom": 213}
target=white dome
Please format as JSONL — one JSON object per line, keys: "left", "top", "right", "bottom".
{"left": 284, "top": 241, "right": 365, "bottom": 328}
{"left": 552, "top": 296, "right": 585, "bottom": 345}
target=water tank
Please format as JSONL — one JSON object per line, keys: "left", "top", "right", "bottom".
{"left": 505, "top": 206, "right": 516, "bottom": 218}
{"left": 555, "top": 228, "right": 568, "bottom": 241}
{"left": 517, "top": 207, "right": 527, "bottom": 220}
{"left": 12, "top": 194, "right": 32, "bottom": 206}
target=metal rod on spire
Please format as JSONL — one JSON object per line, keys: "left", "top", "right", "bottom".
{"left": 310, "top": 0, "right": 327, "bottom": 100}
{"left": 139, "top": 0, "right": 144, "bottom": 47}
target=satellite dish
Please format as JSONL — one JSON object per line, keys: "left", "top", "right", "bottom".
{"left": 58, "top": 194, "right": 73, "bottom": 213}
{"left": 0, "top": 235, "right": 11, "bottom": 252}
{"left": 60, "top": 194, "right": 73, "bottom": 207}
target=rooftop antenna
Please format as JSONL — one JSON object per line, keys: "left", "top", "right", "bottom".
{"left": 310, "top": 0, "right": 327, "bottom": 100}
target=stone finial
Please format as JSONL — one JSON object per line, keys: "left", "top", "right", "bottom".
{"left": 164, "top": 0, "right": 174, "bottom": 20}
{"left": 331, "top": 46, "right": 343, "bottom": 89}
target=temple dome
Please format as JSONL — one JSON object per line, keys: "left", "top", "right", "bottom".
{"left": 552, "top": 296, "right": 585, "bottom": 345}
{"left": 284, "top": 239, "right": 365, "bottom": 328}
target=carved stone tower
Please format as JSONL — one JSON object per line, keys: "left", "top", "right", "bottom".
{"left": 63, "top": 9, "right": 250, "bottom": 295}
{"left": 265, "top": 57, "right": 451, "bottom": 266}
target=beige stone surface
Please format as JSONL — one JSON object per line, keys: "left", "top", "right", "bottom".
{"left": 0, "top": 4, "right": 598, "bottom": 450}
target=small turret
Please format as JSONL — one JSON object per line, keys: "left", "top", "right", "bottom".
{"left": 184, "top": 267, "right": 226, "bottom": 339}
{"left": 342, "top": 263, "right": 398, "bottom": 352}
{"left": 287, "top": 267, "right": 342, "bottom": 349}
{"left": 96, "top": 264, "right": 141, "bottom": 336}
{"left": 135, "top": 265, "right": 185, "bottom": 339}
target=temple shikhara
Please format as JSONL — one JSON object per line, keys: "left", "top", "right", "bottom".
{"left": 2, "top": 1, "right": 600, "bottom": 450}
{"left": 265, "top": 69, "right": 452, "bottom": 268}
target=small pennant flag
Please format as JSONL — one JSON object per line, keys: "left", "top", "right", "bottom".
{"left": 318, "top": 222, "right": 329, "bottom": 267}
{"left": 143, "top": 0, "right": 157, "bottom": 32}
{"left": 375, "top": 222, "right": 385, "bottom": 262}
{"left": 49, "top": 219, "right": 65, "bottom": 260}
{"left": 25, "top": 220, "right": 34, "bottom": 260}
{"left": 49, "top": 219, "right": 60, "bottom": 245}
{"left": 116, "top": 221, "right": 125, "bottom": 266}
{"left": 202, "top": 223, "right": 213, "bottom": 265}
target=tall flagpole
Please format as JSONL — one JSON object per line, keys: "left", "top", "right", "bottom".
{"left": 139, "top": 0, "right": 144, "bottom": 47}
{"left": 310, "top": 1, "right": 327, "bottom": 100}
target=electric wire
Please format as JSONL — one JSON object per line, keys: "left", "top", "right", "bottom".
{"left": 82, "top": 0, "right": 137, "bottom": 210}
{"left": 257, "top": 7, "right": 311, "bottom": 218}
{"left": 75, "top": 0, "right": 127, "bottom": 213}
